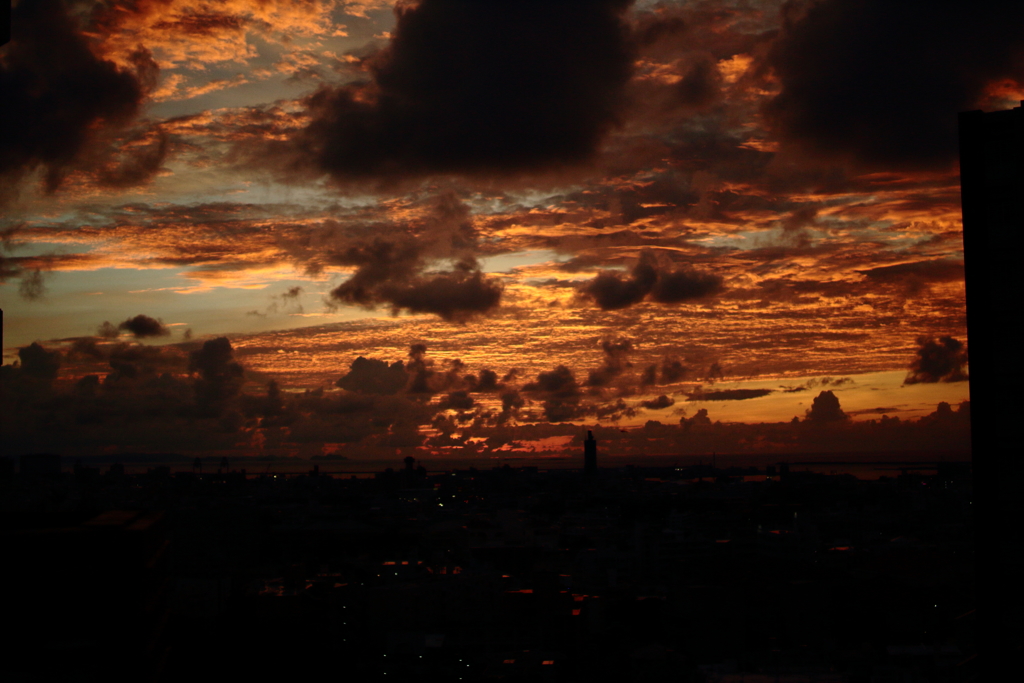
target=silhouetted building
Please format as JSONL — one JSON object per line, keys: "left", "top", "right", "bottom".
{"left": 19, "top": 453, "right": 60, "bottom": 476}
{"left": 958, "top": 100, "right": 1023, "bottom": 680}
{"left": 1, "top": 509, "right": 170, "bottom": 681}
{"left": 584, "top": 431, "right": 597, "bottom": 476}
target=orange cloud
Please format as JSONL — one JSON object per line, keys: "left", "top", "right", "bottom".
{"left": 94, "top": 0, "right": 346, "bottom": 70}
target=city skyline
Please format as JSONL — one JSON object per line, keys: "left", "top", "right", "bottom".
{"left": 3, "top": 0, "right": 1014, "bottom": 460}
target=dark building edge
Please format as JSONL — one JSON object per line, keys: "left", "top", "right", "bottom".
{"left": 958, "top": 101, "right": 1024, "bottom": 677}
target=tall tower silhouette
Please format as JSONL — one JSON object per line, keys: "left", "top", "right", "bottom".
{"left": 584, "top": 430, "right": 597, "bottom": 476}
{"left": 958, "top": 100, "right": 1023, "bottom": 679}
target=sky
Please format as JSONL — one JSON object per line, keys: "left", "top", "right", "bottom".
{"left": 2, "top": 0, "right": 1016, "bottom": 462}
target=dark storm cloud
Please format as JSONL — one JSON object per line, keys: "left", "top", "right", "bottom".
{"left": 500, "top": 389, "right": 525, "bottom": 413}
{"left": 523, "top": 365, "right": 582, "bottom": 422}
{"left": 189, "top": 338, "right": 243, "bottom": 383}
{"left": 325, "top": 194, "right": 503, "bottom": 321}
{"left": 374, "top": 269, "right": 503, "bottom": 321}
{"left": 581, "top": 253, "right": 658, "bottom": 310}
{"left": 524, "top": 365, "right": 580, "bottom": 397}
{"left": 688, "top": 388, "right": 772, "bottom": 401}
{"left": 328, "top": 239, "right": 421, "bottom": 305}
{"left": 650, "top": 265, "right": 726, "bottom": 303}
{"left": 1, "top": 0, "right": 155, "bottom": 193}
{"left": 581, "top": 250, "right": 724, "bottom": 310}
{"left": 904, "top": 336, "right": 969, "bottom": 384}
{"left": 117, "top": 314, "right": 170, "bottom": 338}
{"left": 104, "top": 342, "right": 184, "bottom": 383}
{"left": 189, "top": 337, "right": 244, "bottom": 415}
{"left": 466, "top": 368, "right": 501, "bottom": 393}
{"left": 17, "top": 342, "right": 61, "bottom": 382}
{"left": 762, "top": 0, "right": 1024, "bottom": 169}
{"left": 293, "top": 0, "right": 634, "bottom": 180}
{"left": 805, "top": 390, "right": 847, "bottom": 423}
{"left": 336, "top": 356, "right": 408, "bottom": 395}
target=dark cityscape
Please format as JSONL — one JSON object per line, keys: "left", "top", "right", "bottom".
{"left": 2, "top": 443, "right": 976, "bottom": 682}
{"left": 3, "top": 1, "right": 1022, "bottom": 681}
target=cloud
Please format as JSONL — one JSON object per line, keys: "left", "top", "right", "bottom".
{"left": 500, "top": 389, "right": 524, "bottom": 410}
{"left": 674, "top": 53, "right": 723, "bottom": 109}
{"left": 336, "top": 356, "right": 408, "bottom": 395}
{"left": 688, "top": 388, "right": 772, "bottom": 401}
{"left": 805, "top": 389, "right": 847, "bottom": 423}
{"left": 523, "top": 365, "right": 582, "bottom": 422}
{"left": 249, "top": 286, "right": 306, "bottom": 317}
{"left": 97, "top": 321, "right": 121, "bottom": 338}
{"left": 439, "top": 390, "right": 474, "bottom": 411}
{"left": 705, "top": 362, "right": 724, "bottom": 382}
{"left": 372, "top": 269, "right": 503, "bottom": 321}
{"left": 1, "top": 0, "right": 153, "bottom": 194}
{"left": 103, "top": 342, "right": 184, "bottom": 383}
{"left": 586, "top": 338, "right": 633, "bottom": 387}
{"left": 641, "top": 394, "right": 674, "bottom": 410}
{"left": 189, "top": 337, "right": 244, "bottom": 415}
{"left": 2, "top": 227, "right": 55, "bottom": 300}
{"left": 649, "top": 265, "right": 726, "bottom": 303}
{"left": 904, "top": 335, "right": 969, "bottom": 384}
{"left": 325, "top": 193, "right": 503, "bottom": 321}
{"left": 68, "top": 337, "right": 107, "bottom": 362}
{"left": 466, "top": 368, "right": 500, "bottom": 393}
{"left": 289, "top": 0, "right": 634, "bottom": 180}
{"left": 681, "top": 408, "right": 712, "bottom": 430}
{"left": 762, "top": 0, "right": 1024, "bottom": 169}
{"left": 92, "top": 0, "right": 343, "bottom": 72}
{"left": 857, "top": 259, "right": 965, "bottom": 284}
{"left": 581, "top": 250, "right": 723, "bottom": 310}
{"left": 581, "top": 253, "right": 658, "bottom": 310}
{"left": 17, "top": 269, "right": 46, "bottom": 300}
{"left": 118, "top": 314, "right": 171, "bottom": 338}
{"left": 17, "top": 342, "right": 62, "bottom": 382}
{"left": 643, "top": 355, "right": 690, "bottom": 386}
{"left": 524, "top": 365, "right": 580, "bottom": 396}
{"left": 784, "top": 376, "right": 853, "bottom": 393}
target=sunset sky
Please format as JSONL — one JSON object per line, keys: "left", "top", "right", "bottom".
{"left": 3, "top": 0, "right": 1017, "bottom": 461}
